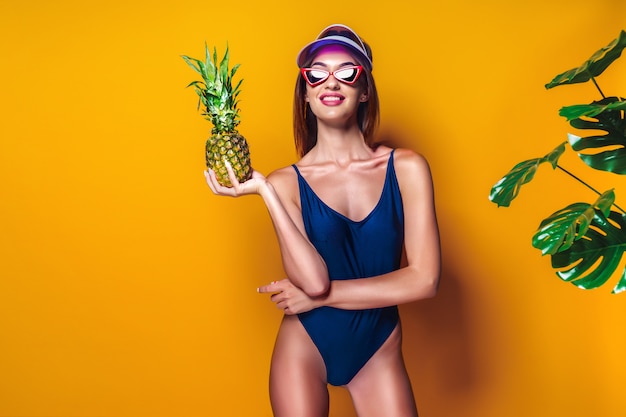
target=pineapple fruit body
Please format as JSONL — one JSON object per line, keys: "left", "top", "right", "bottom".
{"left": 206, "top": 132, "right": 252, "bottom": 187}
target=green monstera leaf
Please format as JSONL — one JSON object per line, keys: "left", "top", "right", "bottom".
{"left": 491, "top": 31, "right": 626, "bottom": 293}
{"left": 489, "top": 142, "right": 567, "bottom": 207}
{"left": 560, "top": 98, "right": 626, "bottom": 121}
{"left": 545, "top": 30, "right": 626, "bottom": 89}
{"left": 532, "top": 190, "right": 626, "bottom": 293}
{"left": 543, "top": 207, "right": 626, "bottom": 294}
{"left": 532, "top": 190, "right": 615, "bottom": 256}
{"left": 566, "top": 97, "right": 626, "bottom": 174}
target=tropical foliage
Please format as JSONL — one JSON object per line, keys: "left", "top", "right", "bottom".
{"left": 489, "top": 30, "right": 626, "bottom": 293}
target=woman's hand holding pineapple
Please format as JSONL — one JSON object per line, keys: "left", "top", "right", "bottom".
{"left": 204, "top": 159, "right": 267, "bottom": 197}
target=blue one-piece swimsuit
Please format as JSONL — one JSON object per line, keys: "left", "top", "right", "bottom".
{"left": 292, "top": 149, "right": 404, "bottom": 386}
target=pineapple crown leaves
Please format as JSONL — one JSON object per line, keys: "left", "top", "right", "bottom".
{"left": 182, "top": 43, "right": 243, "bottom": 134}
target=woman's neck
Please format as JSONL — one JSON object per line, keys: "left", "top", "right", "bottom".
{"left": 307, "top": 124, "right": 373, "bottom": 165}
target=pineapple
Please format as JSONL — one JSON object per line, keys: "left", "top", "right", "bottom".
{"left": 182, "top": 44, "right": 252, "bottom": 187}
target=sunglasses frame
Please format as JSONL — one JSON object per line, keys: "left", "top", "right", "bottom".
{"left": 301, "top": 65, "right": 364, "bottom": 87}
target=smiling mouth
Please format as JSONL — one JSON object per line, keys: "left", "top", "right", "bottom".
{"left": 321, "top": 96, "right": 344, "bottom": 103}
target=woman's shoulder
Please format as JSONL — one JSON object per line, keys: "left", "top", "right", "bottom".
{"left": 375, "top": 145, "right": 428, "bottom": 168}
{"left": 389, "top": 147, "right": 433, "bottom": 184}
{"left": 266, "top": 164, "right": 300, "bottom": 201}
{"left": 373, "top": 145, "right": 426, "bottom": 162}
{"left": 391, "top": 147, "right": 428, "bottom": 164}
{"left": 267, "top": 164, "right": 297, "bottom": 183}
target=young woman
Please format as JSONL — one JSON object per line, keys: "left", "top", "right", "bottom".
{"left": 205, "top": 24, "right": 441, "bottom": 417}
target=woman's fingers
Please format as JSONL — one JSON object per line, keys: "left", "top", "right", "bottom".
{"left": 223, "top": 159, "right": 241, "bottom": 190}
{"left": 205, "top": 161, "right": 265, "bottom": 197}
{"left": 257, "top": 280, "right": 309, "bottom": 315}
{"left": 204, "top": 170, "right": 219, "bottom": 193}
{"left": 259, "top": 280, "right": 290, "bottom": 312}
{"left": 204, "top": 165, "right": 244, "bottom": 197}
{"left": 257, "top": 280, "right": 283, "bottom": 294}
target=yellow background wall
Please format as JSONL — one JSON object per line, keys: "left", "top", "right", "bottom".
{"left": 2, "top": 1, "right": 626, "bottom": 416}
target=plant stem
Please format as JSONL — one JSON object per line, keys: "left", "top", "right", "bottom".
{"left": 590, "top": 76, "right": 606, "bottom": 99}
{"left": 557, "top": 164, "right": 626, "bottom": 214}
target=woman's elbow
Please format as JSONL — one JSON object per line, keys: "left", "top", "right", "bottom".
{"left": 407, "top": 264, "right": 439, "bottom": 300}
{"left": 410, "top": 271, "right": 439, "bottom": 300}
{"left": 301, "top": 265, "right": 330, "bottom": 296}
{"left": 303, "top": 279, "right": 330, "bottom": 297}
{"left": 422, "top": 274, "right": 440, "bottom": 299}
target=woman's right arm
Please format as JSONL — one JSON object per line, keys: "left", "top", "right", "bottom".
{"left": 205, "top": 165, "right": 329, "bottom": 296}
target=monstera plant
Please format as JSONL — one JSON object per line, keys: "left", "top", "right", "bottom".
{"left": 490, "top": 30, "right": 626, "bottom": 294}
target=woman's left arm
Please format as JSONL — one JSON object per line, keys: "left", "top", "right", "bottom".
{"left": 259, "top": 149, "right": 441, "bottom": 313}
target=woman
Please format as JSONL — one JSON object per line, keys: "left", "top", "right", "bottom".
{"left": 205, "top": 24, "right": 440, "bottom": 417}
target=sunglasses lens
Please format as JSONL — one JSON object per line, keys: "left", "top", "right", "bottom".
{"left": 302, "top": 66, "right": 362, "bottom": 86}
{"left": 304, "top": 69, "right": 329, "bottom": 85}
{"left": 334, "top": 67, "right": 360, "bottom": 83}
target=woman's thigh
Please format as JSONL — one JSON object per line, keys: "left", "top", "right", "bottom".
{"left": 346, "top": 324, "right": 418, "bottom": 417}
{"left": 269, "top": 315, "right": 329, "bottom": 417}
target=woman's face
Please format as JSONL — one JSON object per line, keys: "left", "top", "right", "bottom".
{"left": 303, "top": 45, "right": 368, "bottom": 126}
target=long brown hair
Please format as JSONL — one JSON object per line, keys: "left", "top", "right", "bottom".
{"left": 293, "top": 43, "right": 380, "bottom": 157}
